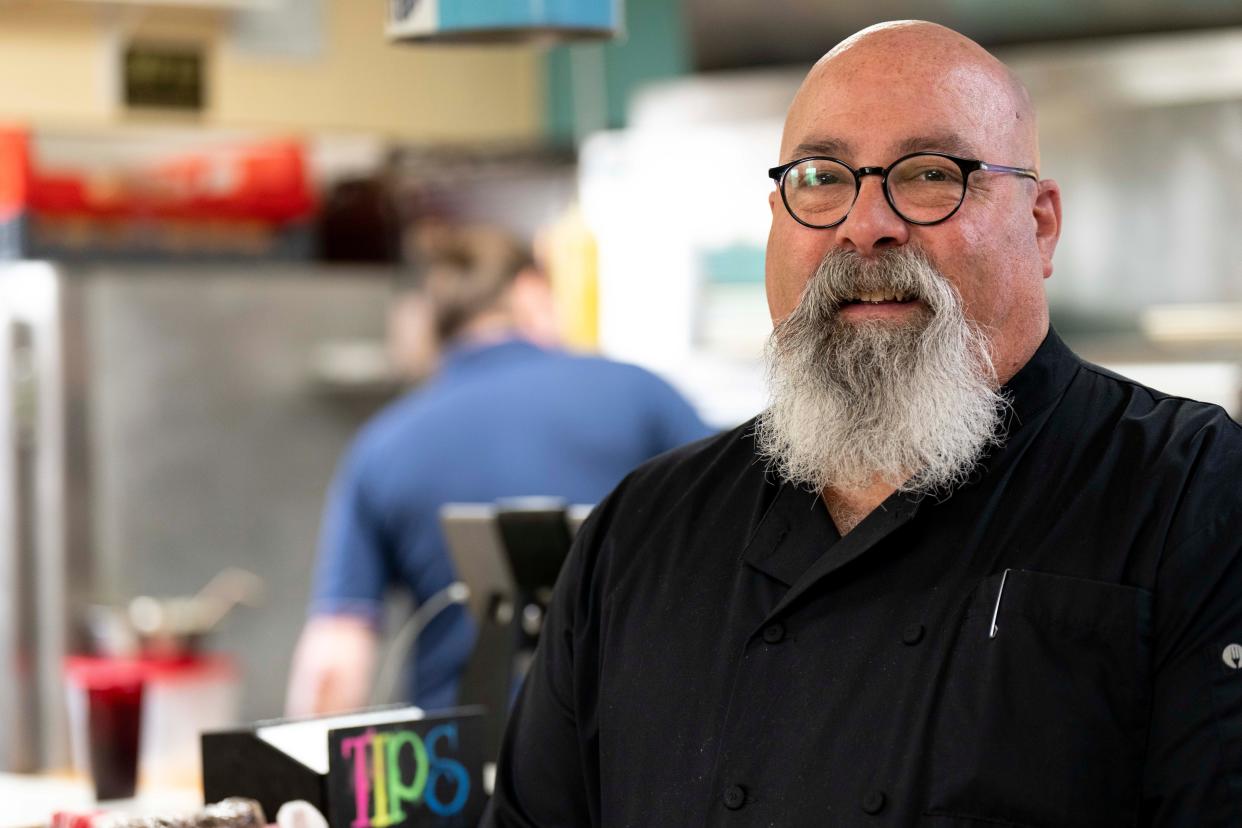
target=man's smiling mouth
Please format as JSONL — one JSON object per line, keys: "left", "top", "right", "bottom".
{"left": 842, "top": 289, "right": 918, "bottom": 305}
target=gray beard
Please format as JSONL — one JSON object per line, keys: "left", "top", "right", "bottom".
{"left": 754, "top": 247, "right": 1009, "bottom": 497}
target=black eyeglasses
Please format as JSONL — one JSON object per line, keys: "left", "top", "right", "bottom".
{"left": 767, "top": 152, "right": 1039, "bottom": 229}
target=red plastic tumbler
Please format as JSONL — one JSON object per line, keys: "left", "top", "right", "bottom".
{"left": 65, "top": 657, "right": 147, "bottom": 801}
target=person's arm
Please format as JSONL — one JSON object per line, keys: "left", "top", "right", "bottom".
{"left": 285, "top": 614, "right": 379, "bottom": 716}
{"left": 1141, "top": 503, "right": 1242, "bottom": 825}
{"left": 286, "top": 440, "right": 392, "bottom": 716}
{"left": 484, "top": 497, "right": 608, "bottom": 827}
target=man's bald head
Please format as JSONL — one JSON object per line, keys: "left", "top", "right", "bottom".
{"left": 783, "top": 21, "right": 1039, "bottom": 170}
{"left": 765, "top": 19, "right": 1063, "bottom": 409}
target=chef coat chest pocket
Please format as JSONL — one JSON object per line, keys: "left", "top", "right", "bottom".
{"left": 926, "top": 570, "right": 1153, "bottom": 828}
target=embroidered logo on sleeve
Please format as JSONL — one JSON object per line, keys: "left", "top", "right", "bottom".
{"left": 1223, "top": 643, "right": 1242, "bottom": 670}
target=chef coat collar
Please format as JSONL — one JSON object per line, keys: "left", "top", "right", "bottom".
{"left": 998, "top": 325, "right": 1081, "bottom": 432}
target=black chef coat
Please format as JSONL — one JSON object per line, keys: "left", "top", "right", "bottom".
{"left": 487, "top": 328, "right": 1242, "bottom": 828}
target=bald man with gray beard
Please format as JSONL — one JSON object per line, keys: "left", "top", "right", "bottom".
{"left": 486, "top": 21, "right": 1242, "bottom": 828}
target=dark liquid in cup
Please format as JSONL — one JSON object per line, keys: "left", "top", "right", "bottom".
{"left": 87, "top": 681, "right": 144, "bottom": 800}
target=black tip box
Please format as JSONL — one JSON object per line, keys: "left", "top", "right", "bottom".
{"left": 202, "top": 706, "right": 486, "bottom": 827}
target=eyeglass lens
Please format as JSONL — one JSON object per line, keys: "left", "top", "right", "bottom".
{"left": 782, "top": 154, "right": 967, "bottom": 226}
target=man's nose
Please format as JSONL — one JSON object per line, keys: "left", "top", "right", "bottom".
{"left": 834, "top": 175, "right": 909, "bottom": 256}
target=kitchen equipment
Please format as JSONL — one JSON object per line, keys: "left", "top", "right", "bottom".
{"left": 387, "top": 0, "right": 621, "bottom": 44}
{"left": 66, "top": 654, "right": 241, "bottom": 795}
{"left": 126, "top": 568, "right": 264, "bottom": 660}
{"left": 85, "top": 568, "right": 264, "bottom": 661}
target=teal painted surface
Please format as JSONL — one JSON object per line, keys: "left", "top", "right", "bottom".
{"left": 440, "top": 0, "right": 617, "bottom": 29}
{"left": 545, "top": 48, "right": 577, "bottom": 140}
{"left": 545, "top": 0, "right": 690, "bottom": 143}
{"left": 701, "top": 245, "right": 767, "bottom": 286}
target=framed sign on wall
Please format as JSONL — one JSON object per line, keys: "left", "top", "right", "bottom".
{"left": 123, "top": 42, "right": 206, "bottom": 113}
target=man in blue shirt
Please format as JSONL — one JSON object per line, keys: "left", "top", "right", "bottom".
{"left": 286, "top": 225, "right": 710, "bottom": 715}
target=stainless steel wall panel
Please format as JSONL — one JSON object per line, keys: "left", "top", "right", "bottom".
{"left": 81, "top": 266, "right": 393, "bottom": 723}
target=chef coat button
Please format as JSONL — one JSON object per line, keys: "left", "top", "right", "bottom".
{"left": 862, "top": 790, "right": 887, "bottom": 815}
{"left": 722, "top": 784, "right": 747, "bottom": 810}
{"left": 762, "top": 622, "right": 786, "bottom": 644}
{"left": 901, "top": 623, "right": 925, "bottom": 645}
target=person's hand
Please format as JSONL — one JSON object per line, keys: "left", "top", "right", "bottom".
{"left": 284, "top": 615, "right": 378, "bottom": 717}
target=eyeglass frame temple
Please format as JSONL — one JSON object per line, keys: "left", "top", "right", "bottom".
{"left": 766, "top": 153, "right": 1040, "bottom": 229}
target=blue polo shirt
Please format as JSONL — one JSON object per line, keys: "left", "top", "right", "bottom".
{"left": 309, "top": 337, "right": 712, "bottom": 710}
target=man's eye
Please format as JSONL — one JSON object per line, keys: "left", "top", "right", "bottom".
{"left": 794, "top": 165, "right": 849, "bottom": 188}
{"left": 917, "top": 168, "right": 948, "bottom": 182}
{"left": 903, "top": 165, "right": 960, "bottom": 185}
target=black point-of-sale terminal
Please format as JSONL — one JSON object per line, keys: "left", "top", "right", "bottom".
{"left": 449, "top": 499, "right": 576, "bottom": 762}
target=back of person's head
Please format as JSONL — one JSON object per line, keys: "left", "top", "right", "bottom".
{"left": 415, "top": 224, "right": 537, "bottom": 345}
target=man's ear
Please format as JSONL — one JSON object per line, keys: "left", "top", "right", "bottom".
{"left": 1033, "top": 179, "right": 1062, "bottom": 279}
{"left": 769, "top": 189, "right": 779, "bottom": 215}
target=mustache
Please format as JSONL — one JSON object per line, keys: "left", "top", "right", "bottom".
{"left": 802, "top": 247, "right": 947, "bottom": 314}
